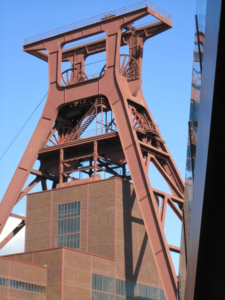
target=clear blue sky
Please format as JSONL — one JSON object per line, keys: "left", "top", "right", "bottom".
{"left": 0, "top": 0, "right": 196, "bottom": 270}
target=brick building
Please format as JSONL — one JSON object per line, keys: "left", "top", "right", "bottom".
{"left": 1, "top": 178, "right": 166, "bottom": 299}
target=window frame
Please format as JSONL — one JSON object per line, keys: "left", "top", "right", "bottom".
{"left": 57, "top": 200, "right": 81, "bottom": 249}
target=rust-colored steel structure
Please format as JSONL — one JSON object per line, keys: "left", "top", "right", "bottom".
{"left": 0, "top": 1, "right": 184, "bottom": 299}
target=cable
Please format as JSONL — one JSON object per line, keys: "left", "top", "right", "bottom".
{"left": 84, "top": 59, "right": 105, "bottom": 67}
{"left": 0, "top": 92, "right": 48, "bottom": 160}
{"left": 0, "top": 58, "right": 105, "bottom": 160}
{"left": 63, "top": 34, "right": 106, "bottom": 50}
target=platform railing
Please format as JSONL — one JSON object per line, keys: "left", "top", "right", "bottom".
{"left": 23, "top": 1, "right": 172, "bottom": 45}
{"left": 79, "top": 127, "right": 117, "bottom": 139}
{"left": 44, "top": 127, "right": 117, "bottom": 147}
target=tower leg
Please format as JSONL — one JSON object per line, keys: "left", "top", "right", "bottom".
{"left": 0, "top": 96, "right": 58, "bottom": 233}
{"left": 111, "top": 94, "right": 177, "bottom": 299}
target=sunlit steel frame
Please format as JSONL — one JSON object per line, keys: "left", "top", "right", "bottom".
{"left": 0, "top": 5, "right": 184, "bottom": 299}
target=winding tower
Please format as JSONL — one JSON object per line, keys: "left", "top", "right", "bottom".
{"left": 0, "top": 2, "right": 184, "bottom": 300}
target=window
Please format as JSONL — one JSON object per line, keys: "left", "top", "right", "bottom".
{"left": 0, "top": 277, "right": 9, "bottom": 287}
{"left": 139, "top": 284, "right": 158, "bottom": 300}
{"left": 0, "top": 277, "right": 46, "bottom": 294}
{"left": 92, "top": 291, "right": 115, "bottom": 300}
{"left": 57, "top": 201, "right": 81, "bottom": 249}
{"left": 92, "top": 274, "right": 166, "bottom": 300}
{"left": 92, "top": 274, "right": 115, "bottom": 294}
{"left": 116, "top": 278, "right": 137, "bottom": 298}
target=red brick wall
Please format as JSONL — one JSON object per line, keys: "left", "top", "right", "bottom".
{"left": 21, "top": 178, "right": 163, "bottom": 299}
{"left": 0, "top": 257, "right": 46, "bottom": 300}
{"left": 26, "top": 179, "right": 116, "bottom": 258}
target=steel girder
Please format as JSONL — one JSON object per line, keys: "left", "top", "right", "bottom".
{"left": 0, "top": 5, "right": 183, "bottom": 300}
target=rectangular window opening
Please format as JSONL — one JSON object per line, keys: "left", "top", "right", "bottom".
{"left": 57, "top": 201, "right": 81, "bottom": 249}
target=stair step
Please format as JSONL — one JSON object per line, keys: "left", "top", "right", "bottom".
{"left": 68, "top": 105, "right": 96, "bottom": 140}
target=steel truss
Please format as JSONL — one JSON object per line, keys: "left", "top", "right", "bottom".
{"left": 0, "top": 3, "right": 183, "bottom": 299}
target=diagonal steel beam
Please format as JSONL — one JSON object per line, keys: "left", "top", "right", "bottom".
{"left": 151, "top": 156, "right": 184, "bottom": 198}
{"left": 16, "top": 177, "right": 41, "bottom": 203}
{"left": 10, "top": 214, "right": 26, "bottom": 221}
{"left": 0, "top": 220, "right": 25, "bottom": 250}
{"left": 159, "top": 196, "right": 168, "bottom": 228}
{"left": 167, "top": 198, "right": 183, "bottom": 221}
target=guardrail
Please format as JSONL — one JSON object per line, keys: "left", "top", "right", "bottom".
{"left": 23, "top": 0, "right": 172, "bottom": 45}
{"left": 79, "top": 127, "right": 117, "bottom": 139}
{"left": 45, "top": 127, "right": 117, "bottom": 147}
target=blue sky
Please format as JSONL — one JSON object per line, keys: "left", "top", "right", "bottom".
{"left": 0, "top": 0, "right": 196, "bottom": 271}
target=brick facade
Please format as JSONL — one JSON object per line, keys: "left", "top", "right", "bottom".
{"left": 0, "top": 257, "right": 46, "bottom": 300}
{"left": 1, "top": 178, "right": 164, "bottom": 299}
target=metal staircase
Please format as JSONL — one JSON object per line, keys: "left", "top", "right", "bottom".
{"left": 68, "top": 105, "right": 96, "bottom": 141}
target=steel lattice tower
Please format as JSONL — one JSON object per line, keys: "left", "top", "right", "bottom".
{"left": 0, "top": 2, "right": 184, "bottom": 299}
